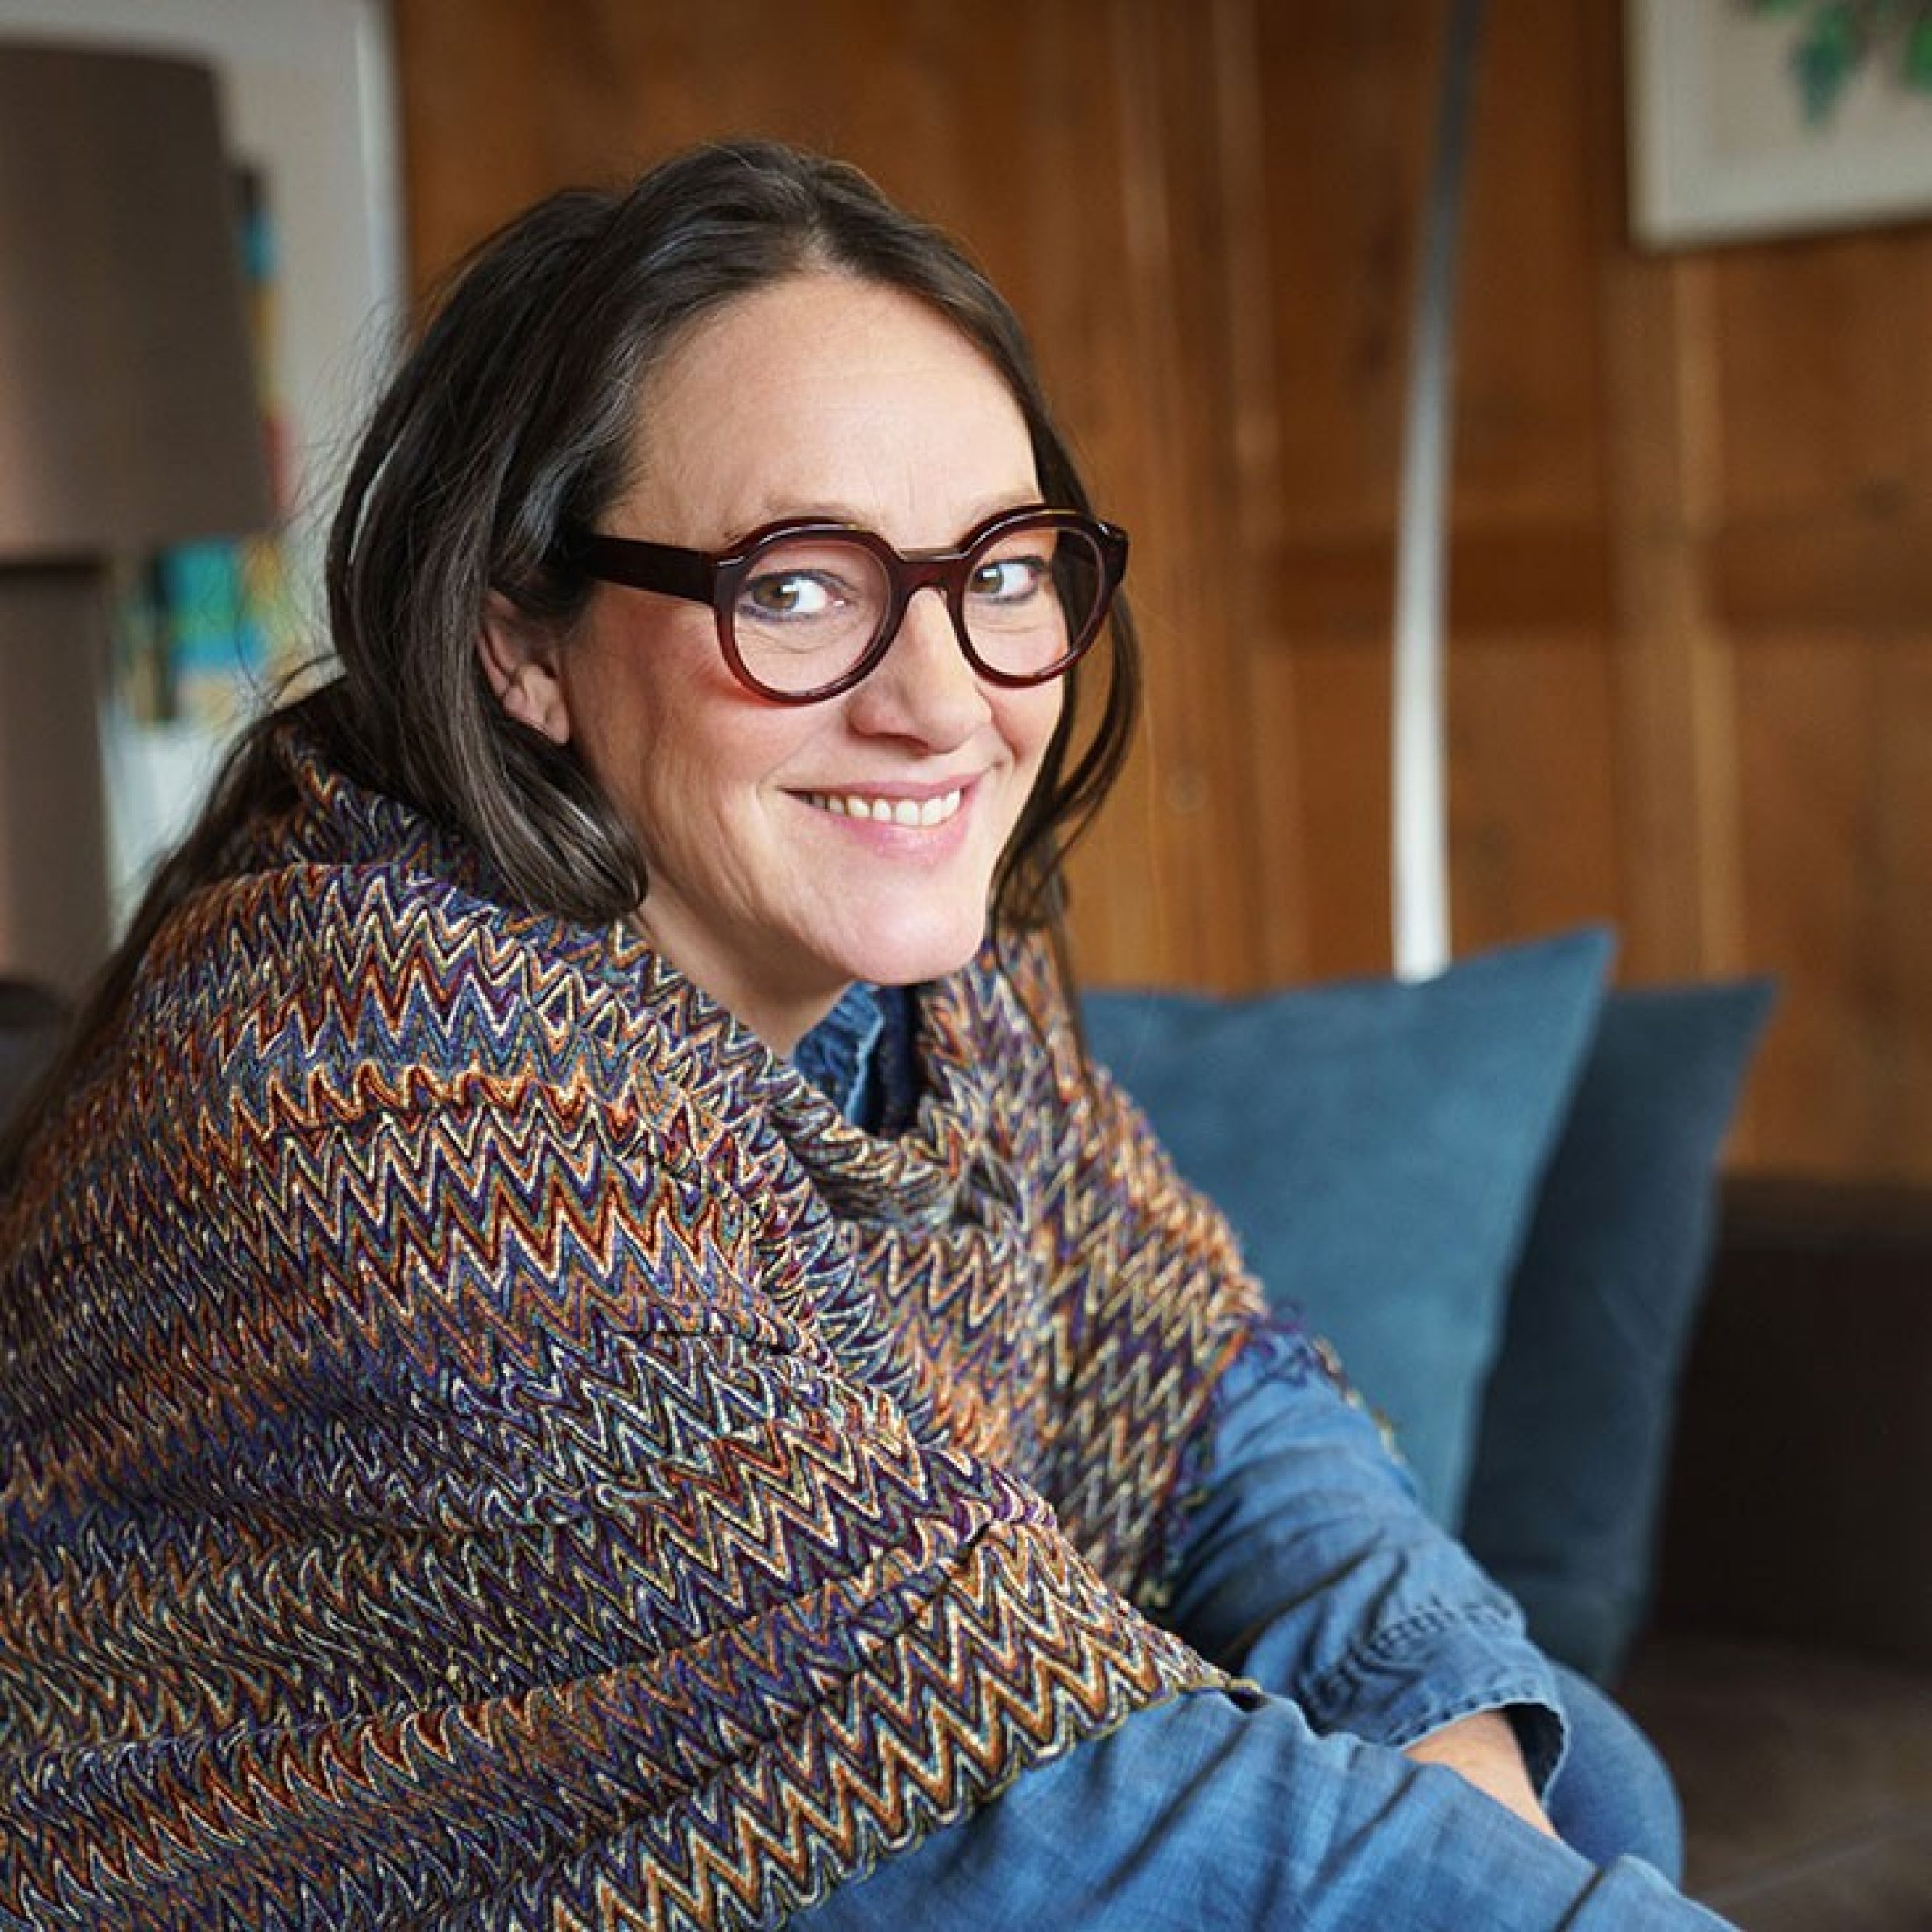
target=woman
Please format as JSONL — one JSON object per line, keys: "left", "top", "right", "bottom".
{"left": 0, "top": 140, "right": 1731, "bottom": 1929}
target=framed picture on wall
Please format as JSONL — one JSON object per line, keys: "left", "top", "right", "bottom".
{"left": 1627, "top": 0, "right": 1932, "bottom": 246}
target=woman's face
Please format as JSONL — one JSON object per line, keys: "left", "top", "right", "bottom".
{"left": 488, "top": 272, "right": 1064, "bottom": 1053}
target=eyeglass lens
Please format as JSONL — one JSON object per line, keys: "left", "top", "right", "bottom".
{"left": 728, "top": 520, "right": 1106, "bottom": 695}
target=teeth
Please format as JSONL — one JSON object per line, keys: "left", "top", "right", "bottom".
{"left": 812, "top": 788, "right": 963, "bottom": 827}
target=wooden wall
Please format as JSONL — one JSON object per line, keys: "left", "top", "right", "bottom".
{"left": 391, "top": 0, "right": 1932, "bottom": 1186}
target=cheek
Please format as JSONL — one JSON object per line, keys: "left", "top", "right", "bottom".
{"left": 1002, "top": 683, "right": 1066, "bottom": 785}
{"left": 573, "top": 660, "right": 816, "bottom": 853}
{"left": 559, "top": 619, "right": 717, "bottom": 806}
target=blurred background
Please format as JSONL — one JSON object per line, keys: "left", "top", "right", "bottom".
{"left": 2, "top": 5, "right": 1930, "bottom": 1920}
{"left": 397, "top": 0, "right": 1932, "bottom": 1202}
{"left": 7, "top": 0, "right": 1930, "bottom": 1193}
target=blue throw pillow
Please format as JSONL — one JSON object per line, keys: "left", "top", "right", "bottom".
{"left": 1081, "top": 929, "right": 1613, "bottom": 1525}
{"left": 1458, "top": 979, "right": 1775, "bottom": 1683}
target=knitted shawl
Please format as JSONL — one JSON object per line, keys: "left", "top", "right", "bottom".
{"left": 1, "top": 733, "right": 1266, "bottom": 1928}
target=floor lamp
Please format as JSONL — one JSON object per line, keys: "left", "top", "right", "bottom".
{"left": 1392, "top": 0, "right": 1485, "bottom": 981}
{"left": 0, "top": 39, "right": 271, "bottom": 994}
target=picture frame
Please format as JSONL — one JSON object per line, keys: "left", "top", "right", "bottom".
{"left": 1626, "top": 0, "right": 1932, "bottom": 247}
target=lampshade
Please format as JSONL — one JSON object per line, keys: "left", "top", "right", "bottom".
{"left": 0, "top": 39, "right": 272, "bottom": 557}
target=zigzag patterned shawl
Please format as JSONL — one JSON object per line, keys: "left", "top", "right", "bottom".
{"left": 1, "top": 731, "right": 1267, "bottom": 1928}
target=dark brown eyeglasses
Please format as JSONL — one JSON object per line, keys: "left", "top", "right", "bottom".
{"left": 558, "top": 502, "right": 1127, "bottom": 704}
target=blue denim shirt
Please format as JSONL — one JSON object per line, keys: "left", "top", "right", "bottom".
{"left": 789, "top": 988, "right": 1732, "bottom": 1929}
{"left": 791, "top": 979, "right": 922, "bottom": 1134}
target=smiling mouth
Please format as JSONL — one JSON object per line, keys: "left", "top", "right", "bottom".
{"left": 804, "top": 788, "right": 965, "bottom": 828}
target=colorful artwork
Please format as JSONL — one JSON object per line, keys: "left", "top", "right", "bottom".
{"left": 1744, "top": 0, "right": 1932, "bottom": 124}
{"left": 1629, "top": 0, "right": 1932, "bottom": 245}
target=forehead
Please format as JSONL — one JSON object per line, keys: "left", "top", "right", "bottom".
{"left": 619, "top": 272, "right": 1037, "bottom": 539}
{"left": 646, "top": 270, "right": 1014, "bottom": 411}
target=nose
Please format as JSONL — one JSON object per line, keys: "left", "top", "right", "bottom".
{"left": 843, "top": 586, "right": 989, "bottom": 747}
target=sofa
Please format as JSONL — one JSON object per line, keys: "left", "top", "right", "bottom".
{"left": 1620, "top": 1179, "right": 1932, "bottom": 1927}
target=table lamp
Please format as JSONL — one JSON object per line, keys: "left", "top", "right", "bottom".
{"left": 0, "top": 38, "right": 272, "bottom": 993}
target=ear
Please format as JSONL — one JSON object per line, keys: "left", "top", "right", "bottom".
{"left": 479, "top": 591, "right": 573, "bottom": 746}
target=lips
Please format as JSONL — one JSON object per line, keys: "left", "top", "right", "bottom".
{"left": 803, "top": 788, "right": 965, "bottom": 828}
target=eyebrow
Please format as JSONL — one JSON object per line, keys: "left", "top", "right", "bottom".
{"left": 714, "top": 488, "right": 1048, "bottom": 552}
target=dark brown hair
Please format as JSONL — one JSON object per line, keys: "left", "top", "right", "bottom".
{"left": 1, "top": 139, "right": 1140, "bottom": 1181}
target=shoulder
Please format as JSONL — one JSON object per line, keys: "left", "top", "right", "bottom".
{"left": 152, "top": 836, "right": 624, "bottom": 1100}
{"left": 100, "top": 740, "right": 701, "bottom": 1170}
{"left": 80, "top": 848, "right": 767, "bottom": 1324}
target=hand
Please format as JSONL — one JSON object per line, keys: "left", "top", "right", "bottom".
{"left": 1403, "top": 1710, "right": 1558, "bottom": 1838}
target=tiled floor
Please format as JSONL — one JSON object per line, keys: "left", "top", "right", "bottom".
{"left": 1620, "top": 1633, "right": 1932, "bottom": 1930}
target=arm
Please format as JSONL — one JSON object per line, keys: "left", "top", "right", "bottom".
{"left": 1010, "top": 989, "right": 1568, "bottom": 1814}
{"left": 6, "top": 1034, "right": 1219, "bottom": 1927}
{"left": 1190, "top": 1356, "right": 1560, "bottom": 1831}
{"left": 352, "top": 1070, "right": 1657, "bottom": 1930}
{"left": 1408, "top": 1709, "right": 1559, "bottom": 1836}
{"left": 795, "top": 1689, "right": 1728, "bottom": 1930}
{"left": 1160, "top": 1319, "right": 1568, "bottom": 1796}
{"left": 1021, "top": 1002, "right": 1566, "bottom": 1776}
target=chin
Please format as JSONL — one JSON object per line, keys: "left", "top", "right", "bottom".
{"left": 842, "top": 915, "right": 989, "bottom": 992}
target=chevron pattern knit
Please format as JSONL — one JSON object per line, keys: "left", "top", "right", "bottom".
{"left": 1, "top": 730, "right": 1270, "bottom": 1929}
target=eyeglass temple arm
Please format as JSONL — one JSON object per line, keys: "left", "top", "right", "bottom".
{"left": 568, "top": 532, "right": 717, "bottom": 604}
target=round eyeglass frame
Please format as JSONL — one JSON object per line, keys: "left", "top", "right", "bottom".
{"left": 559, "top": 502, "right": 1129, "bottom": 705}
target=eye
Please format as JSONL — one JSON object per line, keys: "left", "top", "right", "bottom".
{"left": 967, "top": 552, "right": 1051, "bottom": 605}
{"left": 739, "top": 569, "right": 845, "bottom": 622}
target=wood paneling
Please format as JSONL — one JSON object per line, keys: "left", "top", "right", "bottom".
{"left": 1264, "top": 527, "right": 1614, "bottom": 637}
{"left": 391, "top": 0, "right": 1932, "bottom": 1184}
{"left": 1712, "top": 515, "right": 1932, "bottom": 635}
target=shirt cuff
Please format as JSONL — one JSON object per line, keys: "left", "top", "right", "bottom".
{"left": 1285, "top": 1602, "right": 1567, "bottom": 1792}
